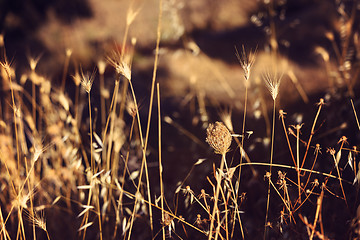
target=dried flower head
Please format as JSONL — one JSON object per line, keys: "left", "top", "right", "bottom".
{"left": 279, "top": 109, "right": 287, "bottom": 119}
{"left": 206, "top": 122, "right": 232, "bottom": 155}
{"left": 327, "top": 148, "right": 336, "bottom": 156}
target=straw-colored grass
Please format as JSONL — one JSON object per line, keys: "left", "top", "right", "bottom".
{"left": 0, "top": 1, "right": 359, "bottom": 240}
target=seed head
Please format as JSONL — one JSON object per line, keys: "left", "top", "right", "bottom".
{"left": 264, "top": 70, "right": 283, "bottom": 101}
{"left": 235, "top": 45, "right": 257, "bottom": 81}
{"left": 206, "top": 122, "right": 232, "bottom": 155}
{"left": 107, "top": 51, "right": 132, "bottom": 81}
{"left": 80, "top": 69, "right": 95, "bottom": 93}
{"left": 26, "top": 210, "right": 47, "bottom": 232}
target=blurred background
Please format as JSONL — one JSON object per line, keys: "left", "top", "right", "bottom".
{"left": 2, "top": 0, "right": 356, "bottom": 106}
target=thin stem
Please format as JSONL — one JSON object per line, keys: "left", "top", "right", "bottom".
{"left": 299, "top": 146, "right": 320, "bottom": 202}
{"left": 310, "top": 186, "right": 324, "bottom": 240}
{"left": 105, "top": 81, "right": 119, "bottom": 173}
{"left": 157, "top": 83, "right": 166, "bottom": 240}
{"left": 237, "top": 81, "right": 248, "bottom": 185}
{"left": 238, "top": 162, "right": 350, "bottom": 183}
{"left": 264, "top": 100, "right": 276, "bottom": 239}
{"left": 126, "top": 79, "right": 151, "bottom": 240}
{"left": 45, "top": 230, "right": 51, "bottom": 240}
{"left": 88, "top": 92, "right": 94, "bottom": 173}
{"left": 280, "top": 112, "right": 296, "bottom": 167}
{"left": 140, "top": 0, "right": 164, "bottom": 233}
{"left": 301, "top": 100, "right": 323, "bottom": 169}
{"left": 96, "top": 185, "right": 103, "bottom": 240}
{"left": 208, "top": 154, "right": 226, "bottom": 240}
{"left": 99, "top": 64, "right": 106, "bottom": 131}
{"left": 296, "top": 126, "right": 301, "bottom": 204}
{"left": 32, "top": 80, "right": 36, "bottom": 127}
{"left": 82, "top": 91, "right": 96, "bottom": 240}
{"left": 351, "top": 99, "right": 360, "bottom": 131}
{"left": 333, "top": 142, "right": 348, "bottom": 207}
{"left": 232, "top": 79, "right": 247, "bottom": 240}
{"left": 0, "top": 206, "right": 8, "bottom": 240}
{"left": 61, "top": 50, "right": 71, "bottom": 92}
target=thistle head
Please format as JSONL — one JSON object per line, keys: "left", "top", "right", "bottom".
{"left": 206, "top": 122, "right": 232, "bottom": 155}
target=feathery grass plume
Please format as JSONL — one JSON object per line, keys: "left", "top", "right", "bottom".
{"left": 235, "top": 45, "right": 257, "bottom": 81}
{"left": 80, "top": 69, "right": 95, "bottom": 93}
{"left": 219, "top": 108, "right": 234, "bottom": 133}
{"left": 264, "top": 70, "right": 283, "bottom": 101}
{"left": 107, "top": 51, "right": 132, "bottom": 81}
{"left": 0, "top": 58, "right": 14, "bottom": 79}
{"left": 26, "top": 209, "right": 47, "bottom": 232}
{"left": 72, "top": 70, "right": 82, "bottom": 87}
{"left": 126, "top": 3, "right": 141, "bottom": 26}
{"left": 206, "top": 122, "right": 232, "bottom": 155}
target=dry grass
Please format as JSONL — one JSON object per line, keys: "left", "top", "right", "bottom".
{"left": 0, "top": 1, "right": 360, "bottom": 240}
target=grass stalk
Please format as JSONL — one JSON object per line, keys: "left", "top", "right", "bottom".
{"left": 333, "top": 139, "right": 348, "bottom": 207}
{"left": 60, "top": 49, "right": 72, "bottom": 92}
{"left": 301, "top": 99, "right": 324, "bottom": 169}
{"left": 264, "top": 100, "right": 276, "bottom": 239}
{"left": 0, "top": 206, "right": 9, "bottom": 240}
{"left": 208, "top": 153, "right": 226, "bottom": 240}
{"left": 157, "top": 83, "right": 166, "bottom": 240}
{"left": 88, "top": 92, "right": 94, "bottom": 173}
{"left": 351, "top": 99, "right": 360, "bottom": 131}
{"left": 126, "top": 78, "right": 151, "bottom": 240}
{"left": 310, "top": 186, "right": 324, "bottom": 240}
{"left": 117, "top": 111, "right": 136, "bottom": 219}
{"left": 299, "top": 144, "right": 321, "bottom": 201}
{"left": 295, "top": 124, "right": 302, "bottom": 204}
{"left": 98, "top": 60, "right": 107, "bottom": 131}
{"left": 214, "top": 181, "right": 228, "bottom": 240}
{"left": 279, "top": 110, "right": 296, "bottom": 167}
{"left": 139, "top": 0, "right": 164, "bottom": 234}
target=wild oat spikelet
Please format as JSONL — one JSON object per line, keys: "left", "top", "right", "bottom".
{"left": 80, "top": 69, "right": 95, "bottom": 93}
{"left": 206, "top": 122, "right": 232, "bottom": 155}
{"left": 235, "top": 45, "right": 257, "bottom": 81}
{"left": 264, "top": 71, "right": 283, "bottom": 101}
{"left": 107, "top": 51, "right": 132, "bottom": 81}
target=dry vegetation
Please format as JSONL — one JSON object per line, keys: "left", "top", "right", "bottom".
{"left": 1, "top": 0, "right": 360, "bottom": 239}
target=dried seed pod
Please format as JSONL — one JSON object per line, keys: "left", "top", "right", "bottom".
{"left": 206, "top": 122, "right": 232, "bottom": 155}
